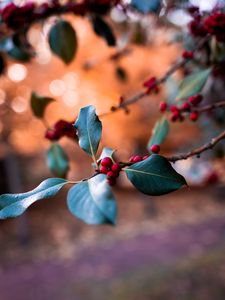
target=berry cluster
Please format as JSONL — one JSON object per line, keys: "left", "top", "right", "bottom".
{"left": 143, "top": 77, "right": 160, "bottom": 94}
{"left": 99, "top": 157, "right": 121, "bottom": 186}
{"left": 159, "top": 94, "right": 203, "bottom": 122}
{"left": 0, "top": 0, "right": 119, "bottom": 30}
{"left": 204, "top": 12, "right": 225, "bottom": 42}
{"left": 187, "top": 6, "right": 225, "bottom": 43}
{"left": 45, "top": 119, "right": 76, "bottom": 141}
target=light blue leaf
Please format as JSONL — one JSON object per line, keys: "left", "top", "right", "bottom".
{"left": 47, "top": 143, "right": 69, "bottom": 178}
{"left": 125, "top": 154, "right": 186, "bottom": 196}
{"left": 0, "top": 178, "right": 67, "bottom": 219}
{"left": 148, "top": 118, "right": 169, "bottom": 150}
{"left": 67, "top": 174, "right": 117, "bottom": 225}
{"left": 75, "top": 105, "right": 102, "bottom": 158}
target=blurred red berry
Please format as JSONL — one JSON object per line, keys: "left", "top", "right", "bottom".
{"left": 182, "top": 50, "right": 194, "bottom": 59}
{"left": 101, "top": 157, "right": 113, "bottom": 167}
{"left": 111, "top": 163, "right": 121, "bottom": 172}
{"left": 190, "top": 111, "right": 199, "bottom": 121}
{"left": 150, "top": 144, "right": 160, "bottom": 154}
{"left": 100, "top": 166, "right": 108, "bottom": 174}
{"left": 181, "top": 102, "right": 191, "bottom": 111}
{"left": 133, "top": 155, "right": 143, "bottom": 163}
{"left": 159, "top": 101, "right": 167, "bottom": 112}
{"left": 189, "top": 94, "right": 203, "bottom": 106}
{"left": 45, "top": 129, "right": 60, "bottom": 141}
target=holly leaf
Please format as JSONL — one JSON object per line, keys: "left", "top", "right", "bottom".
{"left": 67, "top": 174, "right": 117, "bottom": 225}
{"left": 75, "top": 105, "right": 102, "bottom": 158}
{"left": 48, "top": 20, "right": 77, "bottom": 64}
{"left": 0, "top": 178, "right": 67, "bottom": 219}
{"left": 131, "top": 0, "right": 161, "bottom": 13}
{"left": 30, "top": 91, "right": 54, "bottom": 118}
{"left": 47, "top": 143, "right": 69, "bottom": 178}
{"left": 125, "top": 154, "right": 186, "bottom": 195}
{"left": 91, "top": 15, "right": 116, "bottom": 46}
{"left": 175, "top": 69, "right": 211, "bottom": 100}
{"left": 148, "top": 118, "right": 169, "bottom": 150}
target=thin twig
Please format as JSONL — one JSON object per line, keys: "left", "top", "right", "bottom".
{"left": 99, "top": 36, "right": 209, "bottom": 118}
{"left": 167, "top": 130, "right": 225, "bottom": 162}
{"left": 197, "top": 101, "right": 225, "bottom": 113}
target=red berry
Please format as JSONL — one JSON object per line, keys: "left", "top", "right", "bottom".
{"left": 129, "top": 155, "right": 136, "bottom": 162}
{"left": 189, "top": 94, "right": 203, "bottom": 106}
{"left": 111, "top": 163, "right": 121, "bottom": 172}
{"left": 108, "top": 178, "right": 116, "bottom": 186}
{"left": 170, "top": 111, "right": 180, "bottom": 122}
{"left": 143, "top": 155, "right": 149, "bottom": 160}
{"left": 170, "top": 105, "right": 179, "bottom": 112}
{"left": 159, "top": 101, "right": 167, "bottom": 112}
{"left": 181, "top": 102, "right": 191, "bottom": 111}
{"left": 101, "top": 157, "right": 113, "bottom": 167}
{"left": 150, "top": 144, "right": 160, "bottom": 154}
{"left": 133, "top": 155, "right": 143, "bottom": 163}
{"left": 190, "top": 111, "right": 199, "bottom": 121}
{"left": 182, "top": 50, "right": 194, "bottom": 59}
{"left": 45, "top": 129, "right": 60, "bottom": 141}
{"left": 100, "top": 166, "right": 108, "bottom": 174}
{"left": 107, "top": 171, "right": 116, "bottom": 179}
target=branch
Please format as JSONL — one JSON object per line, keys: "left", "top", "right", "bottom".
{"left": 167, "top": 130, "right": 225, "bottom": 162}
{"left": 99, "top": 36, "right": 209, "bottom": 118}
{"left": 197, "top": 101, "right": 225, "bottom": 113}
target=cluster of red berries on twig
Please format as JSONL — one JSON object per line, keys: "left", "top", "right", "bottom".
{"left": 45, "top": 119, "right": 76, "bottom": 141}
{"left": 159, "top": 94, "right": 203, "bottom": 122}
{"left": 187, "top": 6, "right": 225, "bottom": 43}
{"left": 143, "top": 77, "right": 160, "bottom": 94}
{"left": 0, "top": 0, "right": 119, "bottom": 30}
{"left": 99, "top": 157, "right": 121, "bottom": 186}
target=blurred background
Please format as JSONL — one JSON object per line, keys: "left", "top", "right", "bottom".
{"left": 1, "top": 0, "right": 225, "bottom": 299}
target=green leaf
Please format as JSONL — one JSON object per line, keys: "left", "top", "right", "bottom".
{"left": 91, "top": 15, "right": 116, "bottom": 47}
{"left": 48, "top": 20, "right": 77, "bottom": 64}
{"left": 47, "top": 143, "right": 69, "bottom": 178}
{"left": 125, "top": 154, "right": 186, "bottom": 196}
{"left": 131, "top": 0, "right": 161, "bottom": 13}
{"left": 67, "top": 174, "right": 117, "bottom": 225}
{"left": 165, "top": 77, "right": 179, "bottom": 104}
{"left": 0, "top": 178, "right": 67, "bottom": 219}
{"left": 175, "top": 69, "right": 211, "bottom": 100}
{"left": 148, "top": 118, "right": 169, "bottom": 150}
{"left": 75, "top": 105, "right": 102, "bottom": 158}
{"left": 30, "top": 91, "right": 54, "bottom": 118}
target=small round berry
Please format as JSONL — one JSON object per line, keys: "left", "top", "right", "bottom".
{"left": 181, "top": 102, "right": 191, "bottom": 112}
{"left": 101, "top": 157, "right": 113, "bottom": 167}
{"left": 189, "top": 94, "right": 203, "bottom": 106}
{"left": 170, "top": 111, "right": 180, "bottom": 122}
{"left": 107, "top": 178, "right": 116, "bottom": 186}
{"left": 150, "top": 144, "right": 160, "bottom": 154}
{"left": 190, "top": 111, "right": 199, "bottom": 121}
{"left": 107, "top": 171, "right": 116, "bottom": 179}
{"left": 100, "top": 166, "right": 108, "bottom": 174}
{"left": 159, "top": 101, "right": 167, "bottom": 112}
{"left": 45, "top": 129, "right": 60, "bottom": 141}
{"left": 111, "top": 163, "right": 121, "bottom": 172}
{"left": 143, "top": 155, "right": 149, "bottom": 160}
{"left": 133, "top": 155, "right": 143, "bottom": 163}
{"left": 182, "top": 50, "right": 194, "bottom": 59}
{"left": 170, "top": 105, "right": 179, "bottom": 113}
{"left": 129, "top": 155, "right": 136, "bottom": 162}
